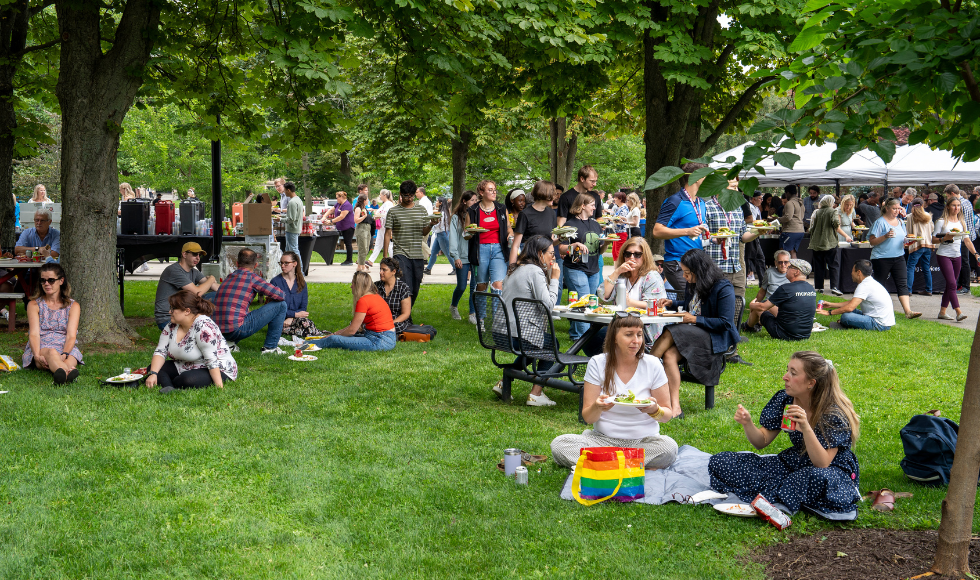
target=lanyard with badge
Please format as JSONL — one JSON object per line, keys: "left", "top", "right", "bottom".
{"left": 710, "top": 196, "right": 733, "bottom": 260}
{"left": 684, "top": 189, "right": 709, "bottom": 248}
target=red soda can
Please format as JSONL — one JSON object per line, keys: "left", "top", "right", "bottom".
{"left": 780, "top": 411, "right": 796, "bottom": 432}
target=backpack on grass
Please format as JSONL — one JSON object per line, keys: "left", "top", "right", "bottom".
{"left": 398, "top": 324, "right": 437, "bottom": 343}
{"left": 899, "top": 414, "right": 958, "bottom": 486}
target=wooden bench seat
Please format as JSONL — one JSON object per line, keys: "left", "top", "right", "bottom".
{"left": 0, "top": 292, "right": 25, "bottom": 332}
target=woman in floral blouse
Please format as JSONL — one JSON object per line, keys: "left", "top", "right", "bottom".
{"left": 146, "top": 289, "right": 238, "bottom": 393}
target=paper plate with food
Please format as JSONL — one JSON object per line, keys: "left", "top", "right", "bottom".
{"left": 624, "top": 307, "right": 646, "bottom": 314}
{"left": 429, "top": 212, "right": 442, "bottom": 220}
{"left": 713, "top": 503, "right": 757, "bottom": 517}
{"left": 948, "top": 228, "right": 968, "bottom": 238}
{"left": 611, "top": 390, "right": 655, "bottom": 407}
{"left": 599, "top": 236, "right": 620, "bottom": 242}
{"left": 552, "top": 226, "right": 578, "bottom": 235}
{"left": 102, "top": 373, "right": 145, "bottom": 385}
{"left": 710, "top": 227, "right": 739, "bottom": 239}
{"left": 466, "top": 224, "right": 489, "bottom": 233}
{"left": 852, "top": 225, "right": 869, "bottom": 231}
{"left": 568, "top": 295, "right": 597, "bottom": 308}
{"left": 288, "top": 354, "right": 318, "bottom": 362}
{"left": 586, "top": 306, "right": 615, "bottom": 316}
{"left": 297, "top": 343, "right": 321, "bottom": 352}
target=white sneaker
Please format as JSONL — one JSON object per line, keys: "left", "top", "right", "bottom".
{"left": 278, "top": 337, "right": 294, "bottom": 347}
{"left": 492, "top": 380, "right": 503, "bottom": 398}
{"left": 138, "top": 262, "right": 149, "bottom": 272}
{"left": 746, "top": 274, "right": 756, "bottom": 282}
{"left": 261, "top": 346, "right": 288, "bottom": 355}
{"left": 0, "top": 308, "right": 7, "bottom": 321}
{"left": 227, "top": 342, "right": 240, "bottom": 352}
{"left": 468, "top": 313, "right": 477, "bottom": 325}
{"left": 451, "top": 306, "right": 461, "bottom": 320}
{"left": 527, "top": 392, "right": 557, "bottom": 407}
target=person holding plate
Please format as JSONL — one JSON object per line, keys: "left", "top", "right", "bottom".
{"left": 933, "top": 196, "right": 978, "bottom": 321}
{"left": 145, "top": 289, "right": 237, "bottom": 393}
{"left": 708, "top": 351, "right": 861, "bottom": 519}
{"left": 551, "top": 313, "right": 677, "bottom": 469}
{"left": 304, "top": 271, "right": 396, "bottom": 352}
{"left": 558, "top": 192, "right": 609, "bottom": 342}
{"left": 649, "top": 249, "right": 738, "bottom": 419}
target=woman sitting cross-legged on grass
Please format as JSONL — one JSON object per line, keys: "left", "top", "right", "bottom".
{"left": 23, "top": 263, "right": 82, "bottom": 384}
{"left": 270, "top": 251, "right": 327, "bottom": 341}
{"left": 550, "top": 313, "right": 678, "bottom": 469}
{"left": 374, "top": 257, "right": 413, "bottom": 335}
{"left": 649, "top": 249, "right": 738, "bottom": 419}
{"left": 708, "top": 351, "right": 861, "bottom": 518}
{"left": 304, "top": 271, "right": 396, "bottom": 352}
{"left": 146, "top": 290, "right": 237, "bottom": 394}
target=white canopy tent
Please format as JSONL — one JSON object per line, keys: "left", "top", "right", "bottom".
{"left": 712, "top": 142, "right": 980, "bottom": 187}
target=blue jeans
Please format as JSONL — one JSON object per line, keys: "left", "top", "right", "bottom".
{"left": 475, "top": 243, "right": 507, "bottom": 319}
{"left": 907, "top": 247, "right": 932, "bottom": 293}
{"left": 284, "top": 232, "right": 302, "bottom": 269}
{"left": 426, "top": 231, "right": 451, "bottom": 271}
{"left": 307, "top": 329, "right": 396, "bottom": 351}
{"left": 224, "top": 300, "right": 288, "bottom": 349}
{"left": 452, "top": 263, "right": 477, "bottom": 313}
{"left": 839, "top": 309, "right": 890, "bottom": 331}
{"left": 564, "top": 268, "right": 603, "bottom": 340}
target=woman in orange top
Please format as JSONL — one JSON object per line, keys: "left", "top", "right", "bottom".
{"left": 303, "top": 271, "right": 397, "bottom": 351}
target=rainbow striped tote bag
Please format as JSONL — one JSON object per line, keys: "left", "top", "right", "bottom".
{"left": 571, "top": 447, "right": 645, "bottom": 505}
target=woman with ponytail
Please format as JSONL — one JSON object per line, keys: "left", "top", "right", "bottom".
{"left": 708, "top": 351, "right": 861, "bottom": 518}
{"left": 146, "top": 289, "right": 237, "bottom": 393}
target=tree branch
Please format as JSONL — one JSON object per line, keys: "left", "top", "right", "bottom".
{"left": 960, "top": 62, "right": 980, "bottom": 102}
{"left": 28, "top": 0, "right": 55, "bottom": 18}
{"left": 706, "top": 43, "right": 736, "bottom": 85}
{"left": 940, "top": 0, "right": 951, "bottom": 10}
{"left": 701, "top": 76, "right": 775, "bottom": 151}
{"left": 12, "top": 37, "right": 60, "bottom": 57}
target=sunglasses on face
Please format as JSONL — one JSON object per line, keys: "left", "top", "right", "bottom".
{"left": 776, "top": 260, "right": 790, "bottom": 265}
{"left": 623, "top": 251, "right": 643, "bottom": 259}
{"left": 40, "top": 277, "right": 61, "bottom": 285}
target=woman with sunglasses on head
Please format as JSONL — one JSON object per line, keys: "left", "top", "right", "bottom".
{"left": 498, "top": 235, "right": 562, "bottom": 406}
{"left": 708, "top": 351, "right": 861, "bottom": 519}
{"left": 551, "top": 313, "right": 678, "bottom": 469}
{"left": 270, "top": 250, "right": 326, "bottom": 342}
{"left": 601, "top": 237, "right": 667, "bottom": 345}
{"left": 23, "top": 263, "right": 82, "bottom": 384}
{"left": 145, "top": 289, "right": 237, "bottom": 393}
{"left": 650, "top": 249, "right": 738, "bottom": 419}
{"left": 304, "top": 271, "right": 396, "bottom": 352}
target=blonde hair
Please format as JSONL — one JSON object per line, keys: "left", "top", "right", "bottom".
{"left": 120, "top": 182, "right": 135, "bottom": 200}
{"left": 839, "top": 194, "right": 855, "bottom": 215}
{"left": 351, "top": 271, "right": 377, "bottom": 306}
{"left": 626, "top": 193, "right": 641, "bottom": 209}
{"left": 32, "top": 184, "right": 47, "bottom": 200}
{"left": 614, "top": 237, "right": 655, "bottom": 281}
{"left": 791, "top": 351, "right": 860, "bottom": 446}
{"left": 941, "top": 197, "right": 968, "bottom": 230}
{"left": 569, "top": 192, "right": 595, "bottom": 217}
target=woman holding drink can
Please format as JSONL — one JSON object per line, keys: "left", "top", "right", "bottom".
{"left": 707, "top": 351, "right": 861, "bottom": 518}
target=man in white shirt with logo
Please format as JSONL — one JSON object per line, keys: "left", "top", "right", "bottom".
{"left": 817, "top": 259, "right": 895, "bottom": 331}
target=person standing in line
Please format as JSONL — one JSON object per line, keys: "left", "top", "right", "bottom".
{"left": 505, "top": 189, "right": 527, "bottom": 231}
{"left": 558, "top": 193, "right": 608, "bottom": 343}
{"left": 652, "top": 162, "right": 709, "bottom": 296}
{"left": 367, "top": 189, "right": 395, "bottom": 264}
{"left": 415, "top": 186, "right": 433, "bottom": 215}
{"left": 867, "top": 198, "right": 922, "bottom": 320}
{"left": 704, "top": 193, "right": 760, "bottom": 299}
{"left": 328, "top": 190, "right": 356, "bottom": 266}
{"left": 809, "top": 195, "right": 851, "bottom": 295}
{"left": 353, "top": 193, "right": 373, "bottom": 267}
{"left": 744, "top": 191, "right": 766, "bottom": 283}
{"left": 943, "top": 185, "right": 977, "bottom": 295}
{"left": 802, "top": 185, "right": 821, "bottom": 229}
{"left": 933, "top": 196, "right": 978, "bottom": 321}
{"left": 377, "top": 180, "right": 434, "bottom": 305}
{"left": 777, "top": 185, "right": 805, "bottom": 259}
{"left": 906, "top": 200, "right": 934, "bottom": 296}
{"left": 508, "top": 180, "right": 557, "bottom": 265}
{"left": 467, "top": 179, "right": 511, "bottom": 318}
{"left": 355, "top": 184, "right": 376, "bottom": 250}
{"left": 925, "top": 192, "right": 945, "bottom": 222}
{"left": 448, "top": 191, "right": 479, "bottom": 322}
{"left": 424, "top": 196, "right": 452, "bottom": 275}
{"left": 556, "top": 165, "right": 602, "bottom": 227}
{"left": 856, "top": 192, "right": 881, "bottom": 226}
{"left": 283, "top": 182, "right": 306, "bottom": 270}
{"left": 270, "top": 177, "right": 286, "bottom": 213}
{"left": 626, "top": 193, "right": 643, "bottom": 239}
{"left": 610, "top": 191, "right": 631, "bottom": 260}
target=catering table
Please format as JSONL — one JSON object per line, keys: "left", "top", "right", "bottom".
{"left": 757, "top": 236, "right": 942, "bottom": 294}
{"left": 116, "top": 234, "right": 316, "bottom": 276}
{"left": 311, "top": 230, "right": 340, "bottom": 265}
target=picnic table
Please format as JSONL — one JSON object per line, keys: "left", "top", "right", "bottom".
{"left": 0, "top": 258, "right": 44, "bottom": 331}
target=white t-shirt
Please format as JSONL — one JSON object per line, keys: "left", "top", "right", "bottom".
{"left": 934, "top": 218, "right": 966, "bottom": 258}
{"left": 627, "top": 207, "right": 641, "bottom": 226}
{"left": 853, "top": 276, "right": 895, "bottom": 327}
{"left": 418, "top": 196, "right": 433, "bottom": 215}
{"left": 279, "top": 193, "right": 289, "bottom": 211}
{"left": 585, "top": 353, "right": 668, "bottom": 440}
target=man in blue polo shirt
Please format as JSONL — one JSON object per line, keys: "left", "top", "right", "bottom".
{"left": 652, "top": 162, "right": 709, "bottom": 296}
{"left": 15, "top": 207, "right": 60, "bottom": 262}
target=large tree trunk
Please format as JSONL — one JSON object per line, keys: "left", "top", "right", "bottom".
{"left": 55, "top": 0, "right": 160, "bottom": 344}
{"left": 931, "top": 315, "right": 980, "bottom": 576}
{"left": 0, "top": 0, "right": 30, "bottom": 247}
{"left": 549, "top": 117, "right": 577, "bottom": 189}
{"left": 451, "top": 127, "right": 471, "bottom": 207}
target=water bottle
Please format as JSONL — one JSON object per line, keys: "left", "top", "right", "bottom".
{"left": 615, "top": 277, "right": 628, "bottom": 311}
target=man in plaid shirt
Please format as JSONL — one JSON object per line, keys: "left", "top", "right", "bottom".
{"left": 704, "top": 195, "right": 760, "bottom": 298}
{"left": 214, "top": 248, "right": 288, "bottom": 354}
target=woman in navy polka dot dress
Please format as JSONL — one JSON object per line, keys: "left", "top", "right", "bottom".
{"left": 708, "top": 351, "right": 861, "bottom": 517}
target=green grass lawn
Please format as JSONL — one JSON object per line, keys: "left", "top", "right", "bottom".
{"left": 0, "top": 282, "right": 976, "bottom": 579}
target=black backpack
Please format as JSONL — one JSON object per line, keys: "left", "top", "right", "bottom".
{"left": 899, "top": 414, "right": 959, "bottom": 486}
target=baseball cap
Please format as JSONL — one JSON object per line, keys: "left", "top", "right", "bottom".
{"left": 181, "top": 242, "right": 207, "bottom": 256}
{"left": 652, "top": 254, "right": 664, "bottom": 263}
{"left": 788, "top": 259, "right": 812, "bottom": 277}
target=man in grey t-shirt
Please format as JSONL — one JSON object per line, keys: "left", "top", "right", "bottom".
{"left": 153, "top": 242, "right": 220, "bottom": 328}
{"left": 755, "top": 249, "right": 791, "bottom": 302}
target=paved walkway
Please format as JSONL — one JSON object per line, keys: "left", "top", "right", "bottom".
{"left": 126, "top": 261, "right": 979, "bottom": 330}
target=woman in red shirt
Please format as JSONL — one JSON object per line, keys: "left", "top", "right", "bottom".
{"left": 466, "top": 179, "right": 511, "bottom": 320}
{"left": 304, "top": 271, "right": 396, "bottom": 351}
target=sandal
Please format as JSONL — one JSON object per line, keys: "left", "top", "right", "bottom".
{"left": 521, "top": 452, "right": 548, "bottom": 465}
{"left": 863, "top": 489, "right": 913, "bottom": 512}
